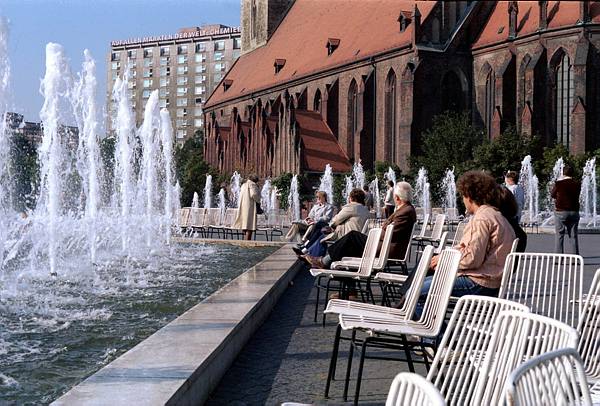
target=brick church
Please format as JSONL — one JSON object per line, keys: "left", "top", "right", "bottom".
{"left": 203, "top": 1, "right": 600, "bottom": 178}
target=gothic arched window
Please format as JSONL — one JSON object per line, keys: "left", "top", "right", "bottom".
{"left": 484, "top": 70, "right": 495, "bottom": 138}
{"left": 555, "top": 52, "right": 573, "bottom": 147}
{"left": 347, "top": 79, "right": 358, "bottom": 158}
{"left": 314, "top": 89, "right": 322, "bottom": 113}
{"left": 384, "top": 70, "right": 397, "bottom": 162}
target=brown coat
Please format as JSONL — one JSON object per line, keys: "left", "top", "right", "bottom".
{"left": 381, "top": 203, "right": 417, "bottom": 259}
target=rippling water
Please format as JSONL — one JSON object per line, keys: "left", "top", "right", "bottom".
{"left": 0, "top": 243, "right": 276, "bottom": 405}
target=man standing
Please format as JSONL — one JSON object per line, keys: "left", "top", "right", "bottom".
{"left": 232, "top": 174, "right": 261, "bottom": 240}
{"left": 504, "top": 171, "right": 525, "bottom": 223}
{"left": 551, "top": 165, "right": 581, "bottom": 254}
{"left": 363, "top": 185, "right": 374, "bottom": 212}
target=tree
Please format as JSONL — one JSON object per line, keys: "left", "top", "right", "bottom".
{"left": 470, "top": 126, "right": 541, "bottom": 181}
{"left": 10, "top": 134, "right": 39, "bottom": 211}
{"left": 410, "top": 111, "right": 483, "bottom": 202}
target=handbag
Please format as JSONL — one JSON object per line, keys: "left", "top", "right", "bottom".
{"left": 256, "top": 202, "right": 264, "bottom": 215}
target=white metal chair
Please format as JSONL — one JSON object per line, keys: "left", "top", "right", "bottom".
{"left": 327, "top": 249, "right": 461, "bottom": 404}
{"left": 503, "top": 348, "right": 592, "bottom": 406}
{"left": 498, "top": 252, "right": 584, "bottom": 328}
{"left": 450, "top": 220, "right": 467, "bottom": 246}
{"left": 473, "top": 310, "right": 579, "bottom": 405}
{"left": 413, "top": 214, "right": 445, "bottom": 262}
{"left": 189, "top": 208, "right": 206, "bottom": 236}
{"left": 332, "top": 221, "right": 396, "bottom": 271}
{"left": 577, "top": 268, "right": 600, "bottom": 386}
{"left": 433, "top": 232, "right": 448, "bottom": 255}
{"left": 325, "top": 246, "right": 435, "bottom": 321}
{"left": 427, "top": 296, "right": 529, "bottom": 406}
{"left": 310, "top": 228, "right": 382, "bottom": 323}
{"left": 386, "top": 372, "right": 445, "bottom": 406}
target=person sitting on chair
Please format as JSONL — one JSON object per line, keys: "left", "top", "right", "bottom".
{"left": 304, "top": 181, "right": 416, "bottom": 269}
{"left": 282, "top": 191, "right": 333, "bottom": 242}
{"left": 294, "top": 188, "right": 369, "bottom": 257}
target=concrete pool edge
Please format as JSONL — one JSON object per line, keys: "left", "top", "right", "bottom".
{"left": 52, "top": 244, "right": 301, "bottom": 406}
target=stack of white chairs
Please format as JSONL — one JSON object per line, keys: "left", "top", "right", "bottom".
{"left": 324, "top": 248, "right": 461, "bottom": 404}
{"left": 310, "top": 227, "right": 382, "bottom": 324}
{"left": 578, "top": 268, "right": 600, "bottom": 401}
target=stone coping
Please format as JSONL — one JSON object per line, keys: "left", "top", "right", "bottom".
{"left": 52, "top": 244, "right": 300, "bottom": 406}
{"left": 172, "top": 236, "right": 287, "bottom": 247}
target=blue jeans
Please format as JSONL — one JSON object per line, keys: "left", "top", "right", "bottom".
{"left": 414, "top": 276, "right": 499, "bottom": 344}
{"left": 554, "top": 211, "right": 580, "bottom": 255}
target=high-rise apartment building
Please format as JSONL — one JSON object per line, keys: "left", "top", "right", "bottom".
{"left": 107, "top": 24, "right": 241, "bottom": 142}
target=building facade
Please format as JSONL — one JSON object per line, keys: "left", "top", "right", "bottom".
{"left": 203, "top": 0, "right": 600, "bottom": 178}
{"left": 107, "top": 24, "right": 241, "bottom": 142}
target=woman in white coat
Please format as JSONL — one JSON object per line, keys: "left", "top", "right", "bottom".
{"left": 233, "top": 174, "right": 261, "bottom": 240}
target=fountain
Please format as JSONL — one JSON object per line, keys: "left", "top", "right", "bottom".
{"left": 260, "top": 178, "right": 272, "bottom": 217}
{"left": 270, "top": 186, "right": 278, "bottom": 217}
{"left": 217, "top": 187, "right": 226, "bottom": 223}
{"left": 384, "top": 167, "right": 396, "bottom": 185}
{"left": 318, "top": 164, "right": 334, "bottom": 204}
{"left": 342, "top": 175, "right": 353, "bottom": 202}
{"left": 203, "top": 175, "right": 212, "bottom": 209}
{"left": 518, "top": 155, "right": 540, "bottom": 224}
{"left": 191, "top": 192, "right": 200, "bottom": 208}
{"left": 230, "top": 171, "right": 241, "bottom": 208}
{"left": 352, "top": 161, "right": 365, "bottom": 189}
{"left": 441, "top": 168, "right": 457, "bottom": 218}
{"left": 288, "top": 174, "right": 300, "bottom": 221}
{"left": 0, "top": 36, "right": 274, "bottom": 404}
{"left": 415, "top": 167, "right": 431, "bottom": 215}
{"left": 369, "top": 176, "right": 381, "bottom": 218}
{"left": 580, "top": 157, "right": 597, "bottom": 227}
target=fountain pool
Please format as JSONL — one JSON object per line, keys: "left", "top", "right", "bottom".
{"left": 0, "top": 243, "right": 276, "bottom": 405}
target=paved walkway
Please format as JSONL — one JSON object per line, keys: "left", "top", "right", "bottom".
{"left": 206, "top": 233, "right": 600, "bottom": 405}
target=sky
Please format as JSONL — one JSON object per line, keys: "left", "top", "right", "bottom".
{"left": 0, "top": 0, "right": 241, "bottom": 131}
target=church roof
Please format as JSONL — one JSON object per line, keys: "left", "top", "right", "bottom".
{"left": 205, "top": 0, "right": 436, "bottom": 108}
{"left": 473, "top": 1, "right": 600, "bottom": 49}
{"left": 295, "top": 109, "right": 352, "bottom": 173}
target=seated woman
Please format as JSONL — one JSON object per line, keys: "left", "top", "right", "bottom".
{"left": 304, "top": 182, "right": 416, "bottom": 269}
{"left": 282, "top": 191, "right": 333, "bottom": 242}
{"left": 422, "top": 171, "right": 516, "bottom": 302}
{"left": 496, "top": 185, "right": 527, "bottom": 253}
{"left": 295, "top": 188, "right": 369, "bottom": 257}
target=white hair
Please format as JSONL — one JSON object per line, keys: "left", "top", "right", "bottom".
{"left": 394, "top": 181, "right": 413, "bottom": 202}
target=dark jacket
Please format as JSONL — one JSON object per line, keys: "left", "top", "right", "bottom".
{"left": 381, "top": 203, "right": 417, "bottom": 259}
{"left": 551, "top": 178, "right": 581, "bottom": 212}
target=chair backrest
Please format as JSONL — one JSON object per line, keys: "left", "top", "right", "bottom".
{"left": 224, "top": 208, "right": 238, "bottom": 227}
{"left": 399, "top": 246, "right": 435, "bottom": 320}
{"left": 361, "top": 218, "right": 378, "bottom": 234}
{"left": 510, "top": 238, "right": 519, "bottom": 253}
{"left": 189, "top": 208, "right": 206, "bottom": 228}
{"left": 430, "top": 214, "right": 446, "bottom": 240}
{"left": 178, "top": 208, "right": 191, "bottom": 228}
{"left": 417, "top": 248, "right": 461, "bottom": 331}
{"left": 386, "top": 372, "right": 445, "bottom": 406}
{"left": 205, "top": 208, "right": 221, "bottom": 226}
{"left": 357, "top": 227, "right": 383, "bottom": 277}
{"left": 433, "top": 231, "right": 448, "bottom": 255}
{"left": 427, "top": 296, "right": 529, "bottom": 406}
{"left": 418, "top": 213, "right": 431, "bottom": 237}
{"left": 451, "top": 220, "right": 467, "bottom": 246}
{"left": 577, "top": 267, "right": 600, "bottom": 381}
{"left": 373, "top": 223, "right": 396, "bottom": 269}
{"left": 473, "top": 310, "right": 579, "bottom": 405}
{"left": 503, "top": 348, "right": 592, "bottom": 406}
{"left": 446, "top": 207, "right": 459, "bottom": 221}
{"left": 399, "top": 222, "right": 418, "bottom": 264}
{"left": 498, "top": 252, "right": 584, "bottom": 328}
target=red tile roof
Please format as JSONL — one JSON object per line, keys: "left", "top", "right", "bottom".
{"left": 206, "top": 0, "right": 436, "bottom": 108}
{"left": 473, "top": 1, "right": 594, "bottom": 49}
{"left": 294, "top": 110, "right": 352, "bottom": 173}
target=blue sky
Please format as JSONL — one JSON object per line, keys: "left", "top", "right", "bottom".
{"left": 0, "top": 0, "right": 240, "bottom": 130}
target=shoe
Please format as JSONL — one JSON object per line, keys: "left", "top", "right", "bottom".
{"left": 292, "top": 246, "right": 304, "bottom": 256}
{"left": 303, "top": 255, "right": 326, "bottom": 269}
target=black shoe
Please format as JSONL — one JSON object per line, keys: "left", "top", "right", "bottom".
{"left": 292, "top": 246, "right": 304, "bottom": 256}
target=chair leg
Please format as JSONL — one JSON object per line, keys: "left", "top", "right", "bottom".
{"left": 401, "top": 334, "right": 415, "bottom": 373}
{"left": 343, "top": 330, "right": 356, "bottom": 402}
{"left": 353, "top": 336, "right": 371, "bottom": 406}
{"left": 313, "top": 276, "right": 321, "bottom": 323}
{"left": 325, "top": 324, "right": 342, "bottom": 397}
